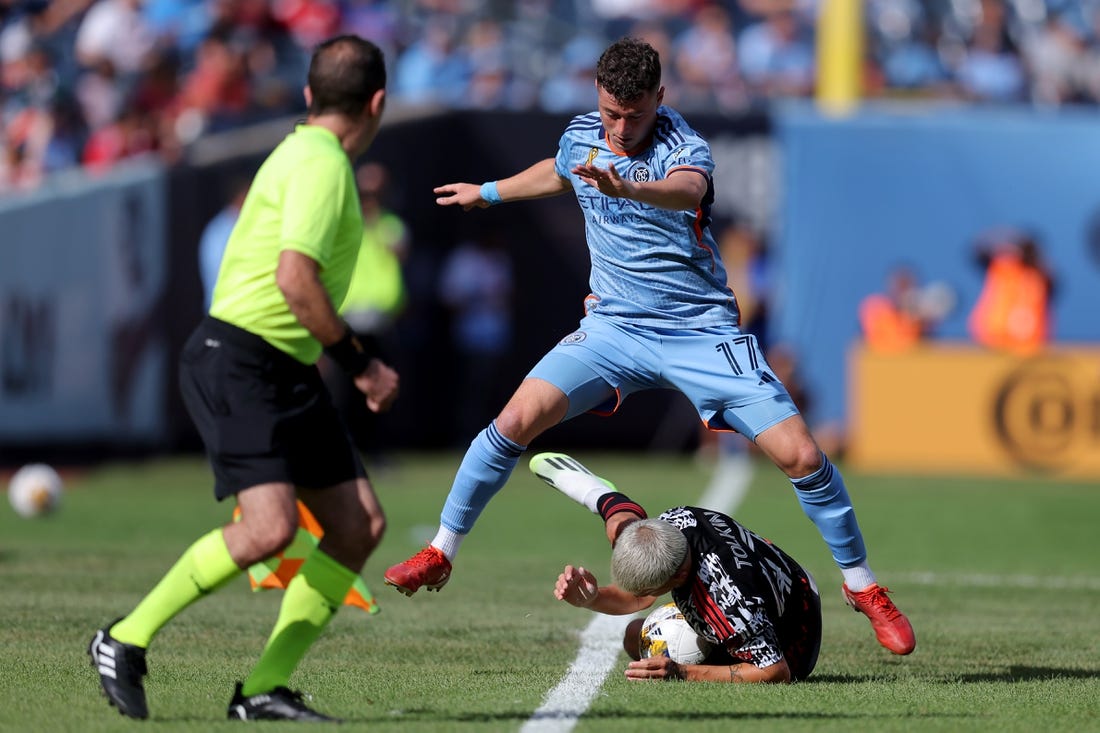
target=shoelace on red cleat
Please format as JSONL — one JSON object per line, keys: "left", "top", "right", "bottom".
{"left": 406, "top": 547, "right": 443, "bottom": 569}
{"left": 860, "top": 586, "right": 902, "bottom": 621}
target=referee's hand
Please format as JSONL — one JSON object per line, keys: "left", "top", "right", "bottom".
{"left": 355, "top": 360, "right": 399, "bottom": 412}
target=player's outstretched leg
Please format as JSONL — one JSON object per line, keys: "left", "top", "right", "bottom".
{"left": 790, "top": 453, "right": 915, "bottom": 655}
{"left": 529, "top": 452, "right": 617, "bottom": 512}
{"left": 385, "top": 422, "right": 523, "bottom": 595}
{"left": 531, "top": 452, "right": 649, "bottom": 545}
{"left": 88, "top": 620, "right": 149, "bottom": 720}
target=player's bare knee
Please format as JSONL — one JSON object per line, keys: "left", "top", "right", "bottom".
{"left": 491, "top": 409, "right": 524, "bottom": 442}
{"left": 242, "top": 518, "right": 297, "bottom": 559}
{"left": 796, "top": 446, "right": 826, "bottom": 478}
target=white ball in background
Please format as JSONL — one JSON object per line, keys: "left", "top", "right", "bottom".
{"left": 7, "top": 463, "right": 63, "bottom": 518}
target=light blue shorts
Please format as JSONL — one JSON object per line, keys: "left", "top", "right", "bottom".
{"left": 527, "top": 314, "right": 799, "bottom": 442}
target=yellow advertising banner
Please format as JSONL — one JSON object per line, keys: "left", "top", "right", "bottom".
{"left": 849, "top": 343, "right": 1100, "bottom": 478}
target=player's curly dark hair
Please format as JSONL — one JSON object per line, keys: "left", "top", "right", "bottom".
{"left": 596, "top": 37, "right": 661, "bottom": 103}
{"left": 308, "top": 35, "right": 386, "bottom": 117}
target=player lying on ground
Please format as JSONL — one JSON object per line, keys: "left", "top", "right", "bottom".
{"left": 537, "top": 453, "right": 821, "bottom": 683}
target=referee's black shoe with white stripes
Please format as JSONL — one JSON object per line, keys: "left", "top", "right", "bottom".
{"left": 88, "top": 620, "right": 149, "bottom": 719}
{"left": 227, "top": 682, "right": 340, "bottom": 722}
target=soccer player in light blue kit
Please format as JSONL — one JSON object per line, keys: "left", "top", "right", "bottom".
{"left": 386, "top": 37, "right": 915, "bottom": 655}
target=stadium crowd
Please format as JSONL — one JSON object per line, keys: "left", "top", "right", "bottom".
{"left": 3, "top": 0, "right": 1100, "bottom": 191}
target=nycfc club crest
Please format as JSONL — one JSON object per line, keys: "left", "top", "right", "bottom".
{"left": 630, "top": 166, "right": 651, "bottom": 182}
{"left": 559, "top": 331, "right": 587, "bottom": 345}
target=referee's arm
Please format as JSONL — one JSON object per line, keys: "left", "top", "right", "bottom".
{"left": 276, "top": 249, "right": 347, "bottom": 347}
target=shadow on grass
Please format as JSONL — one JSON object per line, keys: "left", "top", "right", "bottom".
{"left": 299, "top": 709, "right": 975, "bottom": 725}
{"left": 809, "top": 666, "right": 1100, "bottom": 684}
{"left": 949, "top": 666, "right": 1100, "bottom": 683}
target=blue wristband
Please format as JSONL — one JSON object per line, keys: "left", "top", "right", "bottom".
{"left": 479, "top": 181, "right": 502, "bottom": 206}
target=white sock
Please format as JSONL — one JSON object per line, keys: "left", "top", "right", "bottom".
{"left": 533, "top": 454, "right": 617, "bottom": 513}
{"left": 841, "top": 563, "right": 877, "bottom": 592}
{"left": 554, "top": 474, "right": 614, "bottom": 514}
{"left": 431, "top": 527, "right": 465, "bottom": 562}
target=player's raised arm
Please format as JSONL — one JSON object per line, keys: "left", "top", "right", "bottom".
{"left": 571, "top": 162, "right": 706, "bottom": 210}
{"left": 435, "top": 158, "right": 570, "bottom": 211}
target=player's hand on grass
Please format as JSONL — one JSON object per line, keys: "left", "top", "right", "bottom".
{"left": 434, "top": 182, "right": 491, "bottom": 211}
{"left": 571, "top": 161, "right": 632, "bottom": 199}
{"left": 555, "top": 565, "right": 599, "bottom": 608}
{"left": 625, "top": 656, "right": 685, "bottom": 681}
{"left": 355, "top": 359, "right": 399, "bottom": 412}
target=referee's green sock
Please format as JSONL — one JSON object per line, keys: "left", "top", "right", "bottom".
{"left": 110, "top": 528, "right": 240, "bottom": 648}
{"left": 241, "top": 549, "right": 355, "bottom": 697}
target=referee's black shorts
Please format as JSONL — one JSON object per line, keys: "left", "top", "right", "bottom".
{"left": 179, "top": 316, "right": 364, "bottom": 500}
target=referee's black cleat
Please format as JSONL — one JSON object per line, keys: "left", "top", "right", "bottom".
{"left": 227, "top": 682, "right": 341, "bottom": 722}
{"left": 88, "top": 622, "right": 149, "bottom": 720}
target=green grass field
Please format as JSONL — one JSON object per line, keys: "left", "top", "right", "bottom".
{"left": 2, "top": 452, "right": 1098, "bottom": 732}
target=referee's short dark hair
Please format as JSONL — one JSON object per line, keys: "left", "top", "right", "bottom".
{"left": 308, "top": 35, "right": 386, "bottom": 117}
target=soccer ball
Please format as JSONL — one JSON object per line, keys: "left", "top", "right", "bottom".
{"left": 7, "top": 463, "right": 62, "bottom": 518}
{"left": 639, "top": 602, "right": 713, "bottom": 665}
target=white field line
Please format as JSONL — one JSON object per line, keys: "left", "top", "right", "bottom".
{"left": 521, "top": 453, "right": 756, "bottom": 733}
{"left": 896, "top": 571, "right": 1100, "bottom": 591}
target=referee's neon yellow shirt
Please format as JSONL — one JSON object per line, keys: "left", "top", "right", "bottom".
{"left": 210, "top": 125, "right": 362, "bottom": 365}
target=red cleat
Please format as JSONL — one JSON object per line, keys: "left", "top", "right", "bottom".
{"left": 842, "top": 583, "right": 916, "bottom": 655}
{"left": 384, "top": 546, "right": 452, "bottom": 596}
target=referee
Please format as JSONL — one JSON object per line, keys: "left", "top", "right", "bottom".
{"left": 88, "top": 34, "right": 398, "bottom": 722}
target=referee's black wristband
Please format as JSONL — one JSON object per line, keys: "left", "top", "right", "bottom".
{"left": 324, "top": 329, "right": 384, "bottom": 376}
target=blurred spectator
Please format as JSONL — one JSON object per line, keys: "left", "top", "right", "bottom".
{"left": 174, "top": 31, "right": 251, "bottom": 140}
{"left": 967, "top": 228, "right": 1056, "bottom": 355}
{"left": 539, "top": 33, "right": 603, "bottom": 112}
{"left": 953, "top": 0, "right": 1027, "bottom": 103}
{"left": 76, "top": 57, "right": 125, "bottom": 131}
{"left": 8, "top": 0, "right": 1100, "bottom": 193}
{"left": 81, "top": 95, "right": 158, "bottom": 171}
{"left": 437, "top": 230, "right": 514, "bottom": 444}
{"left": 873, "top": 6, "right": 954, "bottom": 96}
{"left": 673, "top": 3, "right": 746, "bottom": 112}
{"left": 341, "top": 162, "right": 410, "bottom": 342}
{"left": 270, "top": 0, "right": 342, "bottom": 51}
{"left": 859, "top": 264, "right": 955, "bottom": 353}
{"left": 392, "top": 14, "right": 463, "bottom": 106}
{"left": 737, "top": 3, "right": 815, "bottom": 100}
{"left": 141, "top": 0, "right": 212, "bottom": 56}
{"left": 74, "top": 0, "right": 156, "bottom": 78}
{"left": 0, "top": 39, "right": 81, "bottom": 190}
{"left": 1021, "top": 8, "right": 1090, "bottom": 106}
{"left": 198, "top": 173, "right": 250, "bottom": 311}
{"left": 327, "top": 161, "right": 411, "bottom": 461}
{"left": 454, "top": 17, "right": 516, "bottom": 109}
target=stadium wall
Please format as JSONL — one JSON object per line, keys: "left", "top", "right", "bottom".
{"left": 775, "top": 103, "right": 1100, "bottom": 446}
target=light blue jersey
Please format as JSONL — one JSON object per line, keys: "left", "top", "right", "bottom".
{"left": 554, "top": 106, "right": 739, "bottom": 327}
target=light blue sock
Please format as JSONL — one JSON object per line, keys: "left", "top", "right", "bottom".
{"left": 790, "top": 454, "right": 868, "bottom": 569}
{"left": 441, "top": 421, "right": 526, "bottom": 534}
